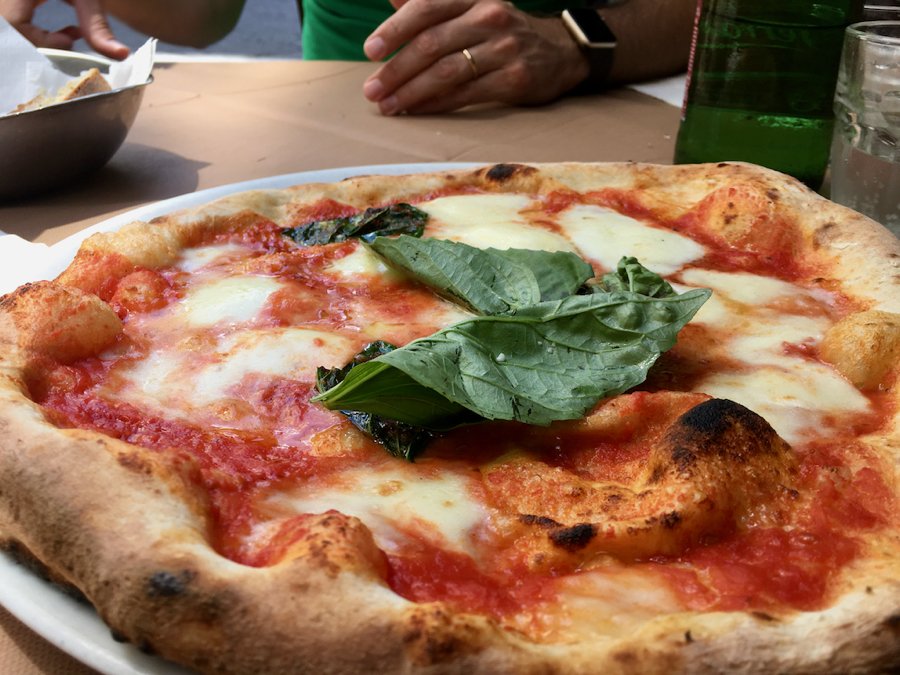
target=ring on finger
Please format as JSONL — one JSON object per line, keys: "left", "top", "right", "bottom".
{"left": 461, "top": 48, "right": 479, "bottom": 79}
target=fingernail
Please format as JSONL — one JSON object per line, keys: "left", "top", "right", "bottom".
{"left": 364, "top": 36, "right": 386, "bottom": 61}
{"left": 363, "top": 78, "right": 384, "bottom": 101}
{"left": 379, "top": 95, "right": 399, "bottom": 116}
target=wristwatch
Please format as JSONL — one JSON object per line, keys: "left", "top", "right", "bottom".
{"left": 560, "top": 8, "right": 618, "bottom": 92}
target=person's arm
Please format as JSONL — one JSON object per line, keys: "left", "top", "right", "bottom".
{"left": 0, "top": 0, "right": 246, "bottom": 59}
{"left": 100, "top": 0, "right": 246, "bottom": 49}
{"left": 362, "top": 0, "right": 696, "bottom": 115}
{"left": 601, "top": 0, "right": 696, "bottom": 85}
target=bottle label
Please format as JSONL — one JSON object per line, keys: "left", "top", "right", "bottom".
{"left": 685, "top": 0, "right": 852, "bottom": 117}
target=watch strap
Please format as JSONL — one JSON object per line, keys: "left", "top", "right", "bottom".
{"left": 561, "top": 9, "right": 616, "bottom": 94}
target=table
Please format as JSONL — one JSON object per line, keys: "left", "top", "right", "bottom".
{"left": 0, "top": 60, "right": 682, "bottom": 245}
{"left": 0, "top": 58, "right": 682, "bottom": 674}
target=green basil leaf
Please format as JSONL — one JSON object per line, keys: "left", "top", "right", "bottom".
{"left": 597, "top": 256, "right": 678, "bottom": 298}
{"left": 368, "top": 236, "right": 595, "bottom": 315}
{"left": 314, "top": 341, "right": 460, "bottom": 460}
{"left": 283, "top": 203, "right": 427, "bottom": 246}
{"left": 315, "top": 283, "right": 711, "bottom": 427}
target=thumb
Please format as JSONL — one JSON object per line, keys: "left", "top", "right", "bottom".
{"left": 72, "top": 0, "right": 130, "bottom": 60}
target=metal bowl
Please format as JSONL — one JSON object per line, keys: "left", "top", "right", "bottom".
{"left": 0, "top": 49, "right": 151, "bottom": 201}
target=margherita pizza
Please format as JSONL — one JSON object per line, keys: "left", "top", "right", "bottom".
{"left": 0, "top": 162, "right": 897, "bottom": 674}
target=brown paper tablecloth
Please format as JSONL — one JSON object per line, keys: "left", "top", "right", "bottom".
{"left": 0, "top": 58, "right": 681, "bottom": 673}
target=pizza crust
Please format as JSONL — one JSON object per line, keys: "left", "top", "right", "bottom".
{"left": 0, "top": 162, "right": 898, "bottom": 674}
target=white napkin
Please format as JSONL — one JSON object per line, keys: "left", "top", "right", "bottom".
{"left": 0, "top": 16, "right": 155, "bottom": 116}
{"left": 629, "top": 74, "right": 687, "bottom": 109}
{"left": 0, "top": 235, "right": 51, "bottom": 295}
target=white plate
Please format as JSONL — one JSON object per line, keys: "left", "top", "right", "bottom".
{"left": 0, "top": 162, "right": 478, "bottom": 675}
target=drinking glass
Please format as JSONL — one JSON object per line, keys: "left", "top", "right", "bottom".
{"left": 863, "top": 2, "right": 900, "bottom": 20}
{"left": 828, "top": 21, "right": 900, "bottom": 235}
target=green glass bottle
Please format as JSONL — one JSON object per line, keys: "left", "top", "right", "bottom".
{"left": 673, "top": 0, "right": 864, "bottom": 189}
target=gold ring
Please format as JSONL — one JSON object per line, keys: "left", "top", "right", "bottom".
{"left": 461, "top": 48, "right": 478, "bottom": 78}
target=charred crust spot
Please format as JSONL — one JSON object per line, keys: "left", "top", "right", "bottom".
{"left": 886, "top": 614, "right": 900, "bottom": 631}
{"left": 401, "top": 605, "right": 485, "bottom": 665}
{"left": 613, "top": 649, "right": 638, "bottom": 664}
{"left": 648, "top": 463, "right": 667, "bottom": 484}
{"left": 752, "top": 611, "right": 776, "bottom": 622}
{"left": 110, "top": 629, "right": 129, "bottom": 643}
{"left": 1, "top": 540, "right": 87, "bottom": 602}
{"left": 147, "top": 570, "right": 194, "bottom": 598}
{"left": 866, "top": 586, "right": 874, "bottom": 594}
{"left": 684, "top": 630, "right": 694, "bottom": 643}
{"left": 723, "top": 214, "right": 737, "bottom": 224}
{"left": 671, "top": 445, "right": 697, "bottom": 472}
{"left": 716, "top": 162, "right": 730, "bottom": 168}
{"left": 484, "top": 163, "right": 534, "bottom": 182}
{"left": 661, "top": 511, "right": 682, "bottom": 529}
{"left": 766, "top": 189, "right": 780, "bottom": 201}
{"left": 138, "top": 640, "right": 157, "bottom": 655}
{"left": 673, "top": 398, "right": 776, "bottom": 453}
{"left": 567, "top": 485, "right": 586, "bottom": 498}
{"left": 519, "top": 514, "right": 562, "bottom": 528}
{"left": 679, "top": 398, "right": 748, "bottom": 436}
{"left": 549, "top": 523, "right": 597, "bottom": 551}
{"left": 117, "top": 451, "right": 153, "bottom": 475}
{"left": 813, "top": 221, "right": 839, "bottom": 248}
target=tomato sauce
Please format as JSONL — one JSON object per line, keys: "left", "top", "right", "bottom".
{"left": 655, "top": 437, "right": 894, "bottom": 612}
{"left": 386, "top": 540, "right": 554, "bottom": 620}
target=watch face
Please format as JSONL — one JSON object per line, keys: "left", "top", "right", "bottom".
{"left": 564, "top": 8, "right": 617, "bottom": 47}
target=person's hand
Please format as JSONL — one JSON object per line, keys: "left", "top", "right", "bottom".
{"left": 362, "top": 0, "right": 589, "bottom": 115}
{"left": 1, "top": 0, "right": 129, "bottom": 60}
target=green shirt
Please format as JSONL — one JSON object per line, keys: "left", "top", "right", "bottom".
{"left": 301, "top": 0, "right": 584, "bottom": 60}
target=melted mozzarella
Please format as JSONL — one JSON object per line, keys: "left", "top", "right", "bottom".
{"left": 177, "top": 243, "right": 248, "bottom": 273}
{"left": 695, "top": 364, "right": 870, "bottom": 444}
{"left": 672, "top": 276, "right": 868, "bottom": 444}
{"left": 680, "top": 268, "right": 813, "bottom": 306}
{"left": 539, "top": 568, "right": 682, "bottom": 639}
{"left": 421, "top": 194, "right": 576, "bottom": 252}
{"left": 192, "top": 328, "right": 357, "bottom": 405}
{"left": 108, "top": 327, "right": 357, "bottom": 418}
{"left": 327, "top": 245, "right": 394, "bottom": 278}
{"left": 176, "top": 275, "right": 284, "bottom": 328}
{"left": 556, "top": 204, "right": 706, "bottom": 274}
{"left": 264, "top": 466, "right": 485, "bottom": 554}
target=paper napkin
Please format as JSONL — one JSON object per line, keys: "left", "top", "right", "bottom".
{"left": 0, "top": 16, "right": 155, "bottom": 116}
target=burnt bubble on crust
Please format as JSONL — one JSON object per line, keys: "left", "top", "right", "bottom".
{"left": 147, "top": 569, "right": 195, "bottom": 598}
{"left": 484, "top": 163, "right": 536, "bottom": 182}
{"left": 549, "top": 523, "right": 598, "bottom": 551}
{"left": 519, "top": 514, "right": 562, "bottom": 528}
{"left": 664, "top": 398, "right": 784, "bottom": 472}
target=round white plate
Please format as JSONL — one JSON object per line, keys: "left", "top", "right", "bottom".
{"left": 0, "top": 162, "right": 478, "bottom": 675}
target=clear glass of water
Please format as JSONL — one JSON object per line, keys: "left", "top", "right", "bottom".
{"left": 863, "top": 2, "right": 900, "bottom": 21}
{"left": 828, "top": 21, "right": 900, "bottom": 236}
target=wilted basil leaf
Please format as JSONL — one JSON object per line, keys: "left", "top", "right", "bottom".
{"left": 315, "top": 341, "right": 463, "bottom": 461}
{"left": 283, "top": 203, "right": 427, "bottom": 246}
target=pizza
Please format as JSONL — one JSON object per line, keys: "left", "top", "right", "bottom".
{"left": 0, "top": 162, "right": 898, "bottom": 674}
{"left": 13, "top": 67, "right": 111, "bottom": 113}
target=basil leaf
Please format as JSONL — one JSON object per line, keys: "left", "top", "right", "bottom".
{"left": 283, "top": 203, "right": 427, "bottom": 246}
{"left": 369, "top": 236, "right": 595, "bottom": 314}
{"left": 315, "top": 282, "right": 710, "bottom": 427}
{"left": 597, "top": 256, "right": 678, "bottom": 298}
{"left": 315, "top": 341, "right": 457, "bottom": 460}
